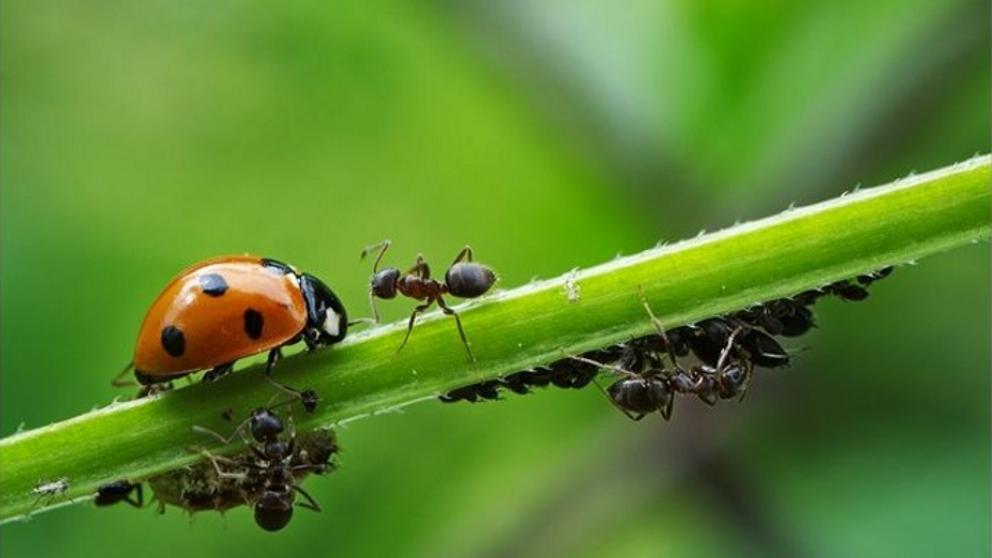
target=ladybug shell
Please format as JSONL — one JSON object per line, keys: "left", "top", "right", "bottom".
{"left": 134, "top": 256, "right": 308, "bottom": 378}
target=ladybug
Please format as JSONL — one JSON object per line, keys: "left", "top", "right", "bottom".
{"left": 120, "top": 256, "right": 347, "bottom": 388}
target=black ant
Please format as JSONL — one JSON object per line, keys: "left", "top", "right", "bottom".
{"left": 361, "top": 240, "right": 496, "bottom": 361}
{"left": 574, "top": 295, "right": 754, "bottom": 420}
{"left": 94, "top": 480, "right": 144, "bottom": 508}
{"left": 195, "top": 407, "right": 325, "bottom": 531}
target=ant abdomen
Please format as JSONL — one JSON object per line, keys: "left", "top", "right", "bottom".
{"left": 607, "top": 377, "right": 673, "bottom": 418}
{"left": 255, "top": 490, "right": 294, "bottom": 531}
{"left": 445, "top": 263, "right": 496, "bottom": 298}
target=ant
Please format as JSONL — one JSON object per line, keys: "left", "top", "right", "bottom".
{"left": 195, "top": 406, "right": 325, "bottom": 531}
{"left": 94, "top": 480, "right": 144, "bottom": 508}
{"left": 361, "top": 240, "right": 496, "bottom": 361}
{"left": 574, "top": 295, "right": 753, "bottom": 420}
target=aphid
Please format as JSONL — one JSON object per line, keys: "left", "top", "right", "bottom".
{"left": 94, "top": 480, "right": 144, "bottom": 508}
{"left": 856, "top": 266, "right": 894, "bottom": 286}
{"left": 115, "top": 256, "right": 347, "bottom": 399}
{"left": 689, "top": 318, "right": 740, "bottom": 366}
{"left": 195, "top": 408, "right": 326, "bottom": 531}
{"left": 32, "top": 477, "right": 70, "bottom": 506}
{"left": 825, "top": 279, "right": 870, "bottom": 301}
{"left": 738, "top": 328, "right": 791, "bottom": 368}
{"left": 438, "top": 381, "right": 502, "bottom": 403}
{"left": 771, "top": 302, "right": 816, "bottom": 337}
{"left": 362, "top": 241, "right": 496, "bottom": 361}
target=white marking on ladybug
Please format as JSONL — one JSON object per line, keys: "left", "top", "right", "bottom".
{"left": 323, "top": 309, "right": 341, "bottom": 337}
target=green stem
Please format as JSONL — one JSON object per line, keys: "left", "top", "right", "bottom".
{"left": 1, "top": 155, "right": 989, "bottom": 523}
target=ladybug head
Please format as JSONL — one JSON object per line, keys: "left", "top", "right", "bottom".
{"left": 299, "top": 274, "right": 348, "bottom": 347}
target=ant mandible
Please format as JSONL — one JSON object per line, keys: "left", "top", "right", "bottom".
{"left": 361, "top": 240, "right": 496, "bottom": 361}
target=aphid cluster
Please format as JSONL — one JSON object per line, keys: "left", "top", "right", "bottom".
{"left": 169, "top": 407, "right": 339, "bottom": 531}
{"left": 440, "top": 268, "right": 893, "bottom": 419}
{"left": 88, "top": 406, "right": 339, "bottom": 531}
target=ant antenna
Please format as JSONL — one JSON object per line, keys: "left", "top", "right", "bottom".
{"left": 637, "top": 287, "right": 682, "bottom": 369}
{"left": 360, "top": 240, "right": 391, "bottom": 322}
{"left": 567, "top": 354, "right": 637, "bottom": 378}
{"left": 359, "top": 240, "right": 391, "bottom": 273}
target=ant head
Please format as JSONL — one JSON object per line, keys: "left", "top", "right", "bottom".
{"left": 254, "top": 490, "right": 294, "bottom": 531}
{"left": 249, "top": 409, "right": 284, "bottom": 442}
{"left": 718, "top": 364, "right": 748, "bottom": 399}
{"left": 444, "top": 262, "right": 496, "bottom": 298}
{"left": 371, "top": 268, "right": 401, "bottom": 299}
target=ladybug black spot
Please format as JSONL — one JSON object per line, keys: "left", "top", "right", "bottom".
{"left": 161, "top": 326, "right": 185, "bottom": 357}
{"left": 244, "top": 309, "right": 264, "bottom": 339}
{"left": 199, "top": 273, "right": 229, "bottom": 297}
{"left": 261, "top": 258, "right": 293, "bottom": 275}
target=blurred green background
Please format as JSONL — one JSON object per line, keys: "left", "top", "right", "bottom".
{"left": 1, "top": 1, "right": 989, "bottom": 557}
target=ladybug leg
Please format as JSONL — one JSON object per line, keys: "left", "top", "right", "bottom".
{"left": 203, "top": 362, "right": 234, "bottom": 383}
{"left": 436, "top": 296, "right": 474, "bottom": 362}
{"left": 397, "top": 300, "right": 435, "bottom": 353}
{"left": 265, "top": 348, "right": 283, "bottom": 374}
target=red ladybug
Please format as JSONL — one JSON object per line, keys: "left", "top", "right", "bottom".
{"left": 122, "top": 256, "right": 347, "bottom": 387}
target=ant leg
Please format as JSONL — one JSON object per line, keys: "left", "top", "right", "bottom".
{"left": 406, "top": 255, "right": 431, "bottom": 279}
{"left": 263, "top": 349, "right": 319, "bottom": 412}
{"left": 715, "top": 328, "right": 744, "bottom": 372}
{"left": 197, "top": 449, "right": 250, "bottom": 482}
{"left": 123, "top": 485, "right": 144, "bottom": 508}
{"left": 660, "top": 396, "right": 675, "bottom": 421}
{"left": 359, "top": 240, "right": 392, "bottom": 274}
{"left": 436, "top": 296, "right": 474, "bottom": 362}
{"left": 192, "top": 415, "right": 255, "bottom": 445}
{"left": 112, "top": 361, "right": 136, "bottom": 387}
{"left": 368, "top": 286, "right": 381, "bottom": 324}
{"left": 589, "top": 377, "right": 645, "bottom": 421}
{"left": 450, "top": 245, "right": 474, "bottom": 265}
{"left": 292, "top": 485, "right": 323, "bottom": 512}
{"left": 397, "top": 301, "right": 434, "bottom": 353}
{"left": 265, "top": 375, "right": 320, "bottom": 414}
{"left": 737, "top": 359, "right": 754, "bottom": 403}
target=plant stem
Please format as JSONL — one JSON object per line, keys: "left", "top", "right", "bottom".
{"left": 1, "top": 155, "right": 988, "bottom": 523}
